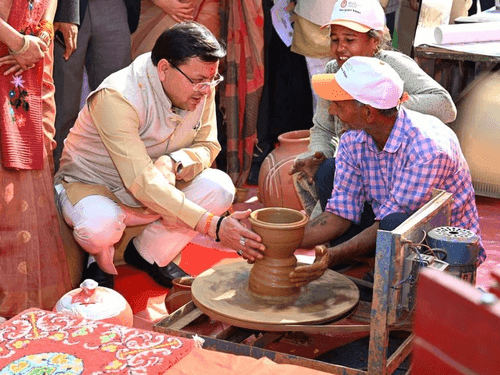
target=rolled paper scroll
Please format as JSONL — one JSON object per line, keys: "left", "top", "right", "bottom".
{"left": 434, "top": 21, "right": 500, "bottom": 44}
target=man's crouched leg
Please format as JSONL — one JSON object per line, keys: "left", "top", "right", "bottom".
{"left": 55, "top": 185, "right": 128, "bottom": 288}
{"left": 125, "top": 168, "right": 235, "bottom": 288}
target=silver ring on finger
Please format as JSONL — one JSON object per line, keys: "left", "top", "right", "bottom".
{"left": 237, "top": 249, "right": 243, "bottom": 256}
{"left": 239, "top": 237, "right": 246, "bottom": 247}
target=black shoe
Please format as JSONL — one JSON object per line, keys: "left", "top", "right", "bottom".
{"left": 82, "top": 262, "right": 115, "bottom": 289}
{"left": 123, "top": 240, "right": 190, "bottom": 288}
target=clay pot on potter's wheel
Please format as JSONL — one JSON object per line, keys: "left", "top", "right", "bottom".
{"left": 258, "top": 130, "right": 310, "bottom": 211}
{"left": 248, "top": 207, "right": 308, "bottom": 299}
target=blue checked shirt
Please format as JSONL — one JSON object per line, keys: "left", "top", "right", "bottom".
{"left": 326, "top": 108, "right": 485, "bottom": 264}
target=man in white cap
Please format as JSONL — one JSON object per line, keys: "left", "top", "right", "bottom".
{"left": 289, "top": 56, "right": 484, "bottom": 286}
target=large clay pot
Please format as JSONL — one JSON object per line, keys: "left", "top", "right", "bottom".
{"left": 248, "top": 207, "right": 308, "bottom": 299}
{"left": 258, "top": 130, "right": 310, "bottom": 211}
{"left": 54, "top": 279, "right": 133, "bottom": 327}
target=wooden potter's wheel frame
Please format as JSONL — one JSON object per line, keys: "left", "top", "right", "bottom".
{"left": 192, "top": 261, "right": 359, "bottom": 330}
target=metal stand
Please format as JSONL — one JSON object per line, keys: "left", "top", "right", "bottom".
{"left": 368, "top": 189, "right": 452, "bottom": 374}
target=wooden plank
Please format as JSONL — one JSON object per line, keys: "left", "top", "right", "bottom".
{"left": 386, "top": 334, "right": 414, "bottom": 375}
{"left": 367, "top": 230, "right": 393, "bottom": 374}
{"left": 252, "top": 332, "right": 285, "bottom": 348}
{"left": 215, "top": 326, "right": 247, "bottom": 341}
{"left": 155, "top": 300, "right": 198, "bottom": 329}
{"left": 166, "top": 309, "right": 204, "bottom": 331}
{"left": 414, "top": 45, "right": 500, "bottom": 63}
{"left": 218, "top": 327, "right": 258, "bottom": 344}
{"left": 388, "top": 232, "right": 404, "bottom": 325}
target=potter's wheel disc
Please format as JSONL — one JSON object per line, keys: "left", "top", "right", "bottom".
{"left": 191, "top": 261, "right": 360, "bottom": 330}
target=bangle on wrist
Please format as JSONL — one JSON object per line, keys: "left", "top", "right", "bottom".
{"left": 204, "top": 213, "right": 214, "bottom": 235}
{"left": 37, "top": 20, "right": 54, "bottom": 39}
{"left": 9, "top": 35, "right": 29, "bottom": 55}
{"left": 38, "top": 31, "right": 51, "bottom": 47}
{"left": 215, "top": 216, "right": 224, "bottom": 242}
{"left": 37, "top": 20, "right": 54, "bottom": 47}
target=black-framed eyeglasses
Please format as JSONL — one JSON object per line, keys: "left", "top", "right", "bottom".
{"left": 173, "top": 65, "right": 224, "bottom": 91}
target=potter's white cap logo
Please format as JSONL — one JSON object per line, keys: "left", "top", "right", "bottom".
{"left": 340, "top": 1, "right": 360, "bottom": 12}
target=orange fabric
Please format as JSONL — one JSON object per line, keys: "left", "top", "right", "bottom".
{"left": 41, "top": 42, "right": 57, "bottom": 174}
{"left": 0, "top": 144, "right": 72, "bottom": 317}
{"left": 167, "top": 347, "right": 330, "bottom": 375}
{"left": 0, "top": 0, "right": 48, "bottom": 170}
{"left": 219, "top": 0, "right": 265, "bottom": 186}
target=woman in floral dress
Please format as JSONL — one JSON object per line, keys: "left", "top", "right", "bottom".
{"left": 0, "top": 0, "right": 71, "bottom": 317}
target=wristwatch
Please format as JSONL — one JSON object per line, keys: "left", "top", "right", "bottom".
{"left": 169, "top": 154, "right": 183, "bottom": 175}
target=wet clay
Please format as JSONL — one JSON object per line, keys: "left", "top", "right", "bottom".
{"left": 247, "top": 207, "right": 308, "bottom": 299}
{"left": 191, "top": 261, "right": 360, "bottom": 329}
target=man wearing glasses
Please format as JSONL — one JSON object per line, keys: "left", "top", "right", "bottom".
{"left": 54, "top": 22, "right": 264, "bottom": 289}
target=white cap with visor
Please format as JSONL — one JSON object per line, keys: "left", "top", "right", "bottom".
{"left": 311, "top": 56, "right": 405, "bottom": 110}
{"left": 322, "top": 0, "right": 386, "bottom": 33}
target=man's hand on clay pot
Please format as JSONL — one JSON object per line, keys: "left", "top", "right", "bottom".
{"left": 217, "top": 209, "right": 266, "bottom": 263}
{"left": 289, "top": 151, "right": 326, "bottom": 185}
{"left": 289, "top": 245, "right": 331, "bottom": 287}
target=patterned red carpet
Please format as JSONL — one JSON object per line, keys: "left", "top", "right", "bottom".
{"left": 0, "top": 308, "right": 194, "bottom": 374}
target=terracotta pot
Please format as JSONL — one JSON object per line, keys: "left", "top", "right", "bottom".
{"left": 248, "top": 207, "right": 308, "bottom": 299}
{"left": 258, "top": 130, "right": 310, "bottom": 211}
{"left": 164, "top": 276, "right": 195, "bottom": 314}
{"left": 54, "top": 279, "right": 133, "bottom": 327}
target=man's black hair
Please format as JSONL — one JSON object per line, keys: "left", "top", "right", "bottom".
{"left": 151, "top": 22, "right": 226, "bottom": 67}
{"left": 355, "top": 100, "right": 399, "bottom": 116}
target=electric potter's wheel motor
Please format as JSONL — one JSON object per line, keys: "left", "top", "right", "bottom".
{"left": 427, "top": 226, "right": 480, "bottom": 284}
